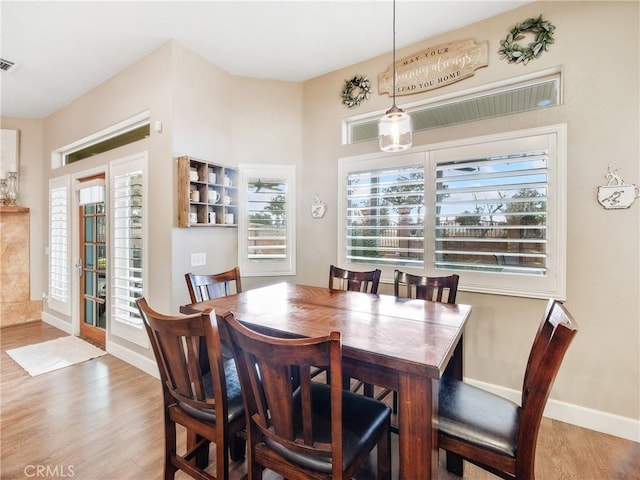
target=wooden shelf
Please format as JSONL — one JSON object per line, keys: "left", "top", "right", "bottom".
{"left": 178, "top": 156, "right": 238, "bottom": 228}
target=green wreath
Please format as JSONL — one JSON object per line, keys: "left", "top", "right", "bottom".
{"left": 498, "top": 15, "right": 555, "bottom": 65}
{"left": 341, "top": 75, "right": 371, "bottom": 108}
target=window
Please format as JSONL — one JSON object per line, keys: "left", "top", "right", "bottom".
{"left": 339, "top": 125, "right": 566, "bottom": 299}
{"left": 48, "top": 175, "right": 71, "bottom": 315}
{"left": 110, "top": 152, "right": 147, "bottom": 346}
{"left": 344, "top": 70, "right": 561, "bottom": 145}
{"left": 238, "top": 164, "right": 296, "bottom": 276}
{"left": 345, "top": 163, "right": 425, "bottom": 268}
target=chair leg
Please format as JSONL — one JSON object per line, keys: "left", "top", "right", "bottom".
{"left": 392, "top": 390, "right": 398, "bottom": 414}
{"left": 164, "top": 419, "right": 178, "bottom": 480}
{"left": 377, "top": 422, "right": 391, "bottom": 480}
{"left": 229, "top": 430, "right": 246, "bottom": 462}
{"left": 446, "top": 451, "right": 464, "bottom": 476}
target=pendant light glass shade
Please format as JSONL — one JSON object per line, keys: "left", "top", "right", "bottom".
{"left": 378, "top": 0, "right": 412, "bottom": 152}
{"left": 379, "top": 105, "right": 412, "bottom": 152}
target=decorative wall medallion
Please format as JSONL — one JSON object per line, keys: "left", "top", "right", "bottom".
{"left": 498, "top": 15, "right": 555, "bottom": 65}
{"left": 597, "top": 163, "right": 639, "bottom": 209}
{"left": 341, "top": 75, "right": 371, "bottom": 108}
{"left": 311, "top": 193, "right": 326, "bottom": 219}
{"left": 378, "top": 39, "right": 488, "bottom": 96}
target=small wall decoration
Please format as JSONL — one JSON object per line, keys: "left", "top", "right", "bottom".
{"left": 498, "top": 15, "right": 555, "bottom": 65}
{"left": 597, "top": 163, "right": 639, "bottom": 209}
{"left": 311, "top": 193, "right": 326, "bottom": 219}
{"left": 378, "top": 40, "right": 488, "bottom": 96}
{"left": 341, "top": 75, "right": 371, "bottom": 108}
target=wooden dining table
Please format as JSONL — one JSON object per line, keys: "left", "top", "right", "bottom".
{"left": 180, "top": 282, "right": 471, "bottom": 480}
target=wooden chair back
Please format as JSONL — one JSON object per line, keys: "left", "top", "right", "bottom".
{"left": 438, "top": 299, "right": 578, "bottom": 480}
{"left": 515, "top": 299, "right": 578, "bottom": 476}
{"left": 136, "top": 298, "right": 245, "bottom": 480}
{"left": 217, "top": 311, "right": 391, "bottom": 480}
{"left": 328, "top": 265, "right": 381, "bottom": 294}
{"left": 185, "top": 266, "right": 242, "bottom": 303}
{"left": 394, "top": 270, "right": 459, "bottom": 303}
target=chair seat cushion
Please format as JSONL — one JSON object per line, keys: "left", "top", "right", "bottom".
{"left": 265, "top": 382, "right": 391, "bottom": 473}
{"left": 179, "top": 358, "right": 244, "bottom": 423}
{"left": 438, "top": 376, "right": 521, "bottom": 458}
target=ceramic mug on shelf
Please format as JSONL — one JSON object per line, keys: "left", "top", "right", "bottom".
{"left": 208, "top": 190, "right": 221, "bottom": 203}
{"left": 189, "top": 212, "right": 197, "bottom": 224}
{"left": 224, "top": 175, "right": 232, "bottom": 187}
{"left": 223, "top": 195, "right": 232, "bottom": 205}
{"left": 208, "top": 172, "right": 217, "bottom": 184}
{"left": 190, "top": 189, "right": 200, "bottom": 202}
{"left": 208, "top": 212, "right": 216, "bottom": 224}
{"left": 189, "top": 170, "right": 199, "bottom": 182}
{"left": 224, "top": 213, "right": 234, "bottom": 225}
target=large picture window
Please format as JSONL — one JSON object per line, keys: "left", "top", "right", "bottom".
{"left": 339, "top": 125, "right": 566, "bottom": 299}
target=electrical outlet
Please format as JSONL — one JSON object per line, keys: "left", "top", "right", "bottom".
{"left": 190, "top": 253, "right": 206, "bottom": 267}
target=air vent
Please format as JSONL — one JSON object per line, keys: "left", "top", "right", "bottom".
{"left": 0, "top": 58, "right": 15, "bottom": 72}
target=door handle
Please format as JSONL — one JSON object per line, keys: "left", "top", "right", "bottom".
{"left": 75, "top": 259, "right": 83, "bottom": 276}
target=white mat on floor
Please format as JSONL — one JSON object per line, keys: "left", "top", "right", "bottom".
{"left": 6, "top": 336, "right": 107, "bottom": 376}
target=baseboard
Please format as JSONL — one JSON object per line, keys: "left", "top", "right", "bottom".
{"left": 466, "top": 377, "right": 640, "bottom": 443}
{"left": 106, "top": 341, "right": 159, "bottom": 379}
{"left": 41, "top": 311, "right": 73, "bottom": 334}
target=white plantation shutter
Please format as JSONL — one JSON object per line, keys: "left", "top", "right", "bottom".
{"left": 339, "top": 125, "right": 566, "bottom": 299}
{"left": 110, "top": 153, "right": 147, "bottom": 346}
{"left": 435, "top": 152, "right": 549, "bottom": 275}
{"left": 48, "top": 176, "right": 71, "bottom": 315}
{"left": 239, "top": 164, "right": 296, "bottom": 276}
{"left": 346, "top": 164, "right": 425, "bottom": 267}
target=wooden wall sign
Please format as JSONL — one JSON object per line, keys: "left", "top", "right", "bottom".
{"left": 378, "top": 39, "right": 489, "bottom": 96}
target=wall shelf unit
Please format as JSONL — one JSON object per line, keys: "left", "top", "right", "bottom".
{"left": 177, "top": 156, "right": 238, "bottom": 228}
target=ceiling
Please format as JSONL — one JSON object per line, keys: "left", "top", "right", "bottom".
{"left": 1, "top": 1, "right": 531, "bottom": 119}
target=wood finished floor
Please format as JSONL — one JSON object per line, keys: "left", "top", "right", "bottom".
{"left": 1, "top": 321, "right": 638, "bottom": 480}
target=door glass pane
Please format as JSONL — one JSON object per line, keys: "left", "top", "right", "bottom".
{"left": 85, "top": 245, "right": 95, "bottom": 269}
{"left": 84, "top": 299, "right": 94, "bottom": 326}
{"left": 97, "top": 245, "right": 106, "bottom": 272}
{"left": 85, "top": 271, "right": 95, "bottom": 296}
{"left": 84, "top": 216, "right": 95, "bottom": 242}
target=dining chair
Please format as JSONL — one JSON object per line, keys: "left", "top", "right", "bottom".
{"left": 136, "top": 298, "right": 246, "bottom": 480}
{"left": 372, "top": 270, "right": 461, "bottom": 421}
{"left": 217, "top": 311, "right": 392, "bottom": 480}
{"left": 328, "top": 265, "right": 381, "bottom": 294}
{"left": 325, "top": 265, "right": 382, "bottom": 392}
{"left": 393, "top": 269, "right": 459, "bottom": 303}
{"left": 437, "top": 299, "right": 578, "bottom": 480}
{"left": 185, "top": 266, "right": 242, "bottom": 303}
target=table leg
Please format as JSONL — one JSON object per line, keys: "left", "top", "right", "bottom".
{"left": 444, "top": 336, "right": 464, "bottom": 476}
{"left": 398, "top": 372, "right": 437, "bottom": 480}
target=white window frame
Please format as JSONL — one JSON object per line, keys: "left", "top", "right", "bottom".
{"left": 48, "top": 175, "right": 71, "bottom": 315}
{"left": 109, "top": 152, "right": 148, "bottom": 346}
{"left": 338, "top": 125, "right": 567, "bottom": 299}
{"left": 238, "top": 164, "right": 296, "bottom": 277}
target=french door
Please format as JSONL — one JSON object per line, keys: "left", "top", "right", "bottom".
{"left": 77, "top": 174, "right": 107, "bottom": 347}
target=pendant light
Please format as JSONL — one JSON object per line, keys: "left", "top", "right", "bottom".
{"left": 378, "top": 0, "right": 412, "bottom": 152}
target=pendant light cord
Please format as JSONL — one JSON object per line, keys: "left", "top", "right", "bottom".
{"left": 392, "top": 0, "right": 397, "bottom": 108}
